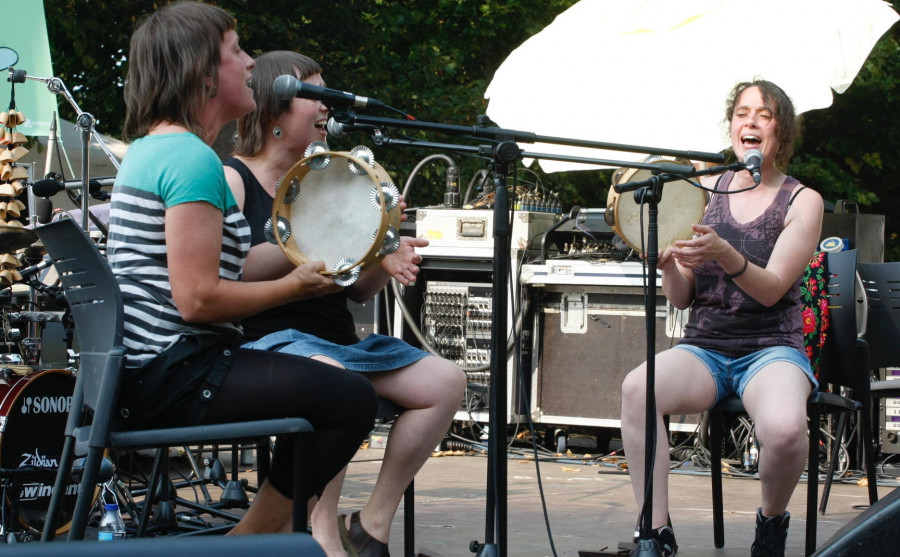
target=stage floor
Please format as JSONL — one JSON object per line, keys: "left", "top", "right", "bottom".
{"left": 83, "top": 435, "right": 896, "bottom": 557}
{"left": 334, "top": 441, "right": 892, "bottom": 556}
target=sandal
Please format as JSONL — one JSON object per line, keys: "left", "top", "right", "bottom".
{"left": 338, "top": 511, "right": 390, "bottom": 557}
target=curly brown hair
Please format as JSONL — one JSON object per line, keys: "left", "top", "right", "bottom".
{"left": 724, "top": 79, "right": 800, "bottom": 168}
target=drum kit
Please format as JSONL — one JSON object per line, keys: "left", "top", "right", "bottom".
{"left": 0, "top": 222, "right": 78, "bottom": 542}
{"left": 0, "top": 100, "right": 77, "bottom": 541}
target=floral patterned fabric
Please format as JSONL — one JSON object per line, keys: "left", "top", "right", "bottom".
{"left": 801, "top": 251, "right": 830, "bottom": 379}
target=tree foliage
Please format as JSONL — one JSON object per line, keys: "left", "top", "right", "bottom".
{"left": 43, "top": 0, "right": 900, "bottom": 260}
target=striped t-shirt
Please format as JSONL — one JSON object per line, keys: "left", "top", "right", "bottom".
{"left": 108, "top": 132, "right": 250, "bottom": 368}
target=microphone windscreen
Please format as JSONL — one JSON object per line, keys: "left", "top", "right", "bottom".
{"left": 31, "top": 178, "right": 62, "bottom": 197}
{"left": 272, "top": 74, "right": 296, "bottom": 100}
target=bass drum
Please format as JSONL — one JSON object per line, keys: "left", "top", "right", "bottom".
{"left": 0, "top": 367, "right": 76, "bottom": 537}
{"left": 605, "top": 160, "right": 708, "bottom": 253}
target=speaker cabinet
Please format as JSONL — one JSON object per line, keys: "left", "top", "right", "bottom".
{"left": 529, "top": 284, "right": 698, "bottom": 432}
{"left": 812, "top": 486, "right": 900, "bottom": 556}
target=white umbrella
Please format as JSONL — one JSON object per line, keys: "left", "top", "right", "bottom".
{"left": 485, "top": 0, "right": 899, "bottom": 172}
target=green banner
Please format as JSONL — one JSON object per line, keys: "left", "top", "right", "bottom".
{"left": 0, "top": 1, "right": 57, "bottom": 136}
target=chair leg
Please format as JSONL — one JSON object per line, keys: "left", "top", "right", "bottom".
{"left": 806, "top": 409, "right": 821, "bottom": 556}
{"left": 403, "top": 479, "right": 415, "bottom": 557}
{"left": 220, "top": 444, "right": 249, "bottom": 507}
{"left": 291, "top": 433, "right": 311, "bottom": 533}
{"left": 257, "top": 438, "right": 272, "bottom": 488}
{"left": 67, "top": 448, "right": 105, "bottom": 540}
{"left": 136, "top": 448, "right": 170, "bottom": 537}
{"left": 859, "top": 406, "right": 880, "bottom": 506}
{"left": 41, "top": 434, "right": 77, "bottom": 541}
{"left": 710, "top": 413, "right": 725, "bottom": 548}
{"left": 819, "top": 413, "right": 848, "bottom": 514}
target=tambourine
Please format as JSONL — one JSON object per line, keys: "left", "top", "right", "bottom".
{"left": 269, "top": 144, "right": 402, "bottom": 287}
{"left": 604, "top": 159, "right": 707, "bottom": 253}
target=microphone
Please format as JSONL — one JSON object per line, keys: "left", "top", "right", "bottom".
{"left": 9, "top": 310, "right": 64, "bottom": 323}
{"left": 443, "top": 165, "right": 460, "bottom": 207}
{"left": 743, "top": 149, "right": 763, "bottom": 185}
{"left": 17, "top": 258, "right": 52, "bottom": 280}
{"left": 326, "top": 117, "right": 381, "bottom": 138}
{"left": 273, "top": 74, "right": 385, "bottom": 110}
{"left": 32, "top": 176, "right": 114, "bottom": 198}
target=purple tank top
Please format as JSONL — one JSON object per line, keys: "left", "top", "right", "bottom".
{"left": 679, "top": 171, "right": 804, "bottom": 356}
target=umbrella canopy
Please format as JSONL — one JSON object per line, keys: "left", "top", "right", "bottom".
{"left": 485, "top": 0, "right": 899, "bottom": 172}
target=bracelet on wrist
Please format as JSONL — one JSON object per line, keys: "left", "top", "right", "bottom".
{"left": 725, "top": 255, "right": 749, "bottom": 279}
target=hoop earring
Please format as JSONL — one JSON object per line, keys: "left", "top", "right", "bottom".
{"left": 209, "top": 86, "right": 218, "bottom": 98}
{"left": 273, "top": 125, "right": 283, "bottom": 139}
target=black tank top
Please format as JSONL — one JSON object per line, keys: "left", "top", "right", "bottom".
{"left": 679, "top": 171, "right": 805, "bottom": 356}
{"left": 223, "top": 157, "right": 359, "bottom": 345}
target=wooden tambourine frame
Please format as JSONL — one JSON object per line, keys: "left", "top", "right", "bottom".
{"left": 605, "top": 160, "right": 708, "bottom": 253}
{"left": 271, "top": 149, "right": 401, "bottom": 286}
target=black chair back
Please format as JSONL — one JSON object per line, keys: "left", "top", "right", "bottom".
{"left": 818, "top": 250, "right": 870, "bottom": 394}
{"left": 39, "top": 219, "right": 126, "bottom": 449}
{"left": 858, "top": 260, "right": 900, "bottom": 370}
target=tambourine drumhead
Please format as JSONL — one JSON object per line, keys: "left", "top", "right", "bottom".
{"left": 272, "top": 150, "right": 401, "bottom": 278}
{"left": 606, "top": 165, "right": 707, "bottom": 253}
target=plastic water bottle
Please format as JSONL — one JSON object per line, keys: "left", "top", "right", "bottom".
{"left": 97, "top": 503, "right": 126, "bottom": 541}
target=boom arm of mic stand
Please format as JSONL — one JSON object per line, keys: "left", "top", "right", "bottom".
{"left": 23, "top": 73, "right": 121, "bottom": 174}
{"left": 376, "top": 135, "right": 705, "bottom": 176}
{"left": 614, "top": 161, "right": 747, "bottom": 194}
{"left": 30, "top": 73, "right": 119, "bottom": 232}
{"left": 332, "top": 111, "right": 726, "bottom": 164}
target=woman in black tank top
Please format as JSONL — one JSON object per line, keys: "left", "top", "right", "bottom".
{"left": 223, "top": 51, "right": 466, "bottom": 557}
{"left": 619, "top": 80, "right": 824, "bottom": 557}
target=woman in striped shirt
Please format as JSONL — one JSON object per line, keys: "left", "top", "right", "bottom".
{"left": 108, "top": 1, "right": 377, "bottom": 536}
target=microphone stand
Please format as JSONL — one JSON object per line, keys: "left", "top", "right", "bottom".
{"left": 613, "top": 161, "right": 746, "bottom": 557}
{"left": 8, "top": 69, "right": 121, "bottom": 233}
{"left": 332, "top": 109, "right": 727, "bottom": 557}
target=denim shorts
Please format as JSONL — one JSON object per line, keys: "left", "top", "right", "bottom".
{"left": 674, "top": 344, "right": 818, "bottom": 405}
{"left": 242, "top": 329, "right": 428, "bottom": 372}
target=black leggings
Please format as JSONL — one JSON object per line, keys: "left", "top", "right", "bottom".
{"left": 202, "top": 347, "right": 377, "bottom": 498}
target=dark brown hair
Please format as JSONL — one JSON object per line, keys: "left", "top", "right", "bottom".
{"left": 233, "top": 51, "right": 322, "bottom": 157}
{"left": 725, "top": 79, "right": 799, "bottom": 168}
{"left": 123, "top": 1, "right": 235, "bottom": 141}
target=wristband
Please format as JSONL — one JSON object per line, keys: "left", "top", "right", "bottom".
{"left": 725, "top": 255, "right": 749, "bottom": 279}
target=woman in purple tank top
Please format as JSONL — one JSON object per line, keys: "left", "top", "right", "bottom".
{"left": 620, "top": 80, "right": 824, "bottom": 557}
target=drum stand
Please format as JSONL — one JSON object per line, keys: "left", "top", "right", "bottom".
{"left": 0, "top": 467, "right": 56, "bottom": 543}
{"left": 612, "top": 177, "right": 666, "bottom": 557}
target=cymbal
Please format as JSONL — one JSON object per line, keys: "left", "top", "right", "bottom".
{"left": 0, "top": 225, "right": 38, "bottom": 253}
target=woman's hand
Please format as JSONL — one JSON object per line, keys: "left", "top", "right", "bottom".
{"left": 285, "top": 260, "right": 343, "bottom": 300}
{"left": 381, "top": 236, "right": 428, "bottom": 285}
{"left": 669, "top": 224, "right": 731, "bottom": 269}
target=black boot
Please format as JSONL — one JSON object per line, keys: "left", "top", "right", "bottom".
{"left": 750, "top": 507, "right": 790, "bottom": 557}
{"left": 623, "top": 516, "right": 678, "bottom": 556}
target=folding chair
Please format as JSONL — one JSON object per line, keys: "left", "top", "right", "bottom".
{"left": 38, "top": 218, "right": 315, "bottom": 541}
{"left": 858, "top": 261, "right": 900, "bottom": 412}
{"left": 708, "top": 249, "right": 879, "bottom": 556}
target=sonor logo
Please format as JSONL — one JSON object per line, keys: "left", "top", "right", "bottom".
{"left": 20, "top": 395, "right": 72, "bottom": 415}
